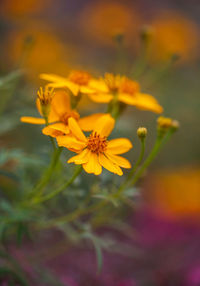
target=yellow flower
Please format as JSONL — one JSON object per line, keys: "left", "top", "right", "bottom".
{"left": 88, "top": 73, "right": 163, "bottom": 113}
{"left": 20, "top": 89, "right": 105, "bottom": 137}
{"left": 40, "top": 70, "right": 96, "bottom": 96}
{"left": 57, "top": 114, "right": 132, "bottom": 176}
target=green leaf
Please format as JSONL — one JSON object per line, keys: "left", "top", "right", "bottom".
{"left": 82, "top": 232, "right": 103, "bottom": 273}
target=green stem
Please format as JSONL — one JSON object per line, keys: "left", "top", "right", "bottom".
{"left": 28, "top": 147, "right": 63, "bottom": 199}
{"left": 31, "top": 165, "right": 82, "bottom": 204}
{"left": 116, "top": 138, "right": 145, "bottom": 195}
{"left": 44, "top": 117, "right": 56, "bottom": 150}
{"left": 130, "top": 129, "right": 174, "bottom": 187}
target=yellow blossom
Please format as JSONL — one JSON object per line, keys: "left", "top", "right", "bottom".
{"left": 20, "top": 89, "right": 105, "bottom": 137}
{"left": 40, "top": 70, "right": 96, "bottom": 96}
{"left": 57, "top": 114, "right": 132, "bottom": 176}
{"left": 88, "top": 73, "right": 163, "bottom": 113}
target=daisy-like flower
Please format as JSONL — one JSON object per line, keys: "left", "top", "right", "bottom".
{"left": 57, "top": 114, "right": 132, "bottom": 176}
{"left": 20, "top": 89, "right": 105, "bottom": 138}
{"left": 40, "top": 70, "right": 96, "bottom": 96}
{"left": 88, "top": 73, "right": 163, "bottom": 113}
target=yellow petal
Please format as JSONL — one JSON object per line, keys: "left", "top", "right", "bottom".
{"left": 107, "top": 138, "right": 133, "bottom": 154}
{"left": 20, "top": 116, "right": 45, "bottom": 124}
{"left": 51, "top": 90, "right": 71, "bottom": 117}
{"left": 40, "top": 73, "right": 67, "bottom": 83}
{"left": 98, "top": 153, "right": 123, "bottom": 176}
{"left": 118, "top": 93, "right": 163, "bottom": 114}
{"left": 57, "top": 135, "right": 86, "bottom": 151}
{"left": 78, "top": 113, "right": 105, "bottom": 131}
{"left": 88, "top": 93, "right": 113, "bottom": 103}
{"left": 42, "top": 126, "right": 64, "bottom": 138}
{"left": 80, "top": 86, "right": 95, "bottom": 94}
{"left": 45, "top": 82, "right": 70, "bottom": 88}
{"left": 47, "top": 123, "right": 70, "bottom": 134}
{"left": 68, "top": 117, "right": 87, "bottom": 142}
{"left": 68, "top": 149, "right": 90, "bottom": 164}
{"left": 89, "top": 79, "right": 109, "bottom": 93}
{"left": 105, "top": 152, "right": 131, "bottom": 168}
{"left": 82, "top": 152, "right": 102, "bottom": 175}
{"left": 93, "top": 114, "right": 115, "bottom": 137}
{"left": 36, "top": 98, "right": 42, "bottom": 116}
{"left": 65, "top": 82, "right": 80, "bottom": 96}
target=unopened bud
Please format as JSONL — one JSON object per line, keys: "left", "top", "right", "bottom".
{"left": 171, "top": 120, "right": 180, "bottom": 131}
{"left": 37, "top": 86, "right": 54, "bottom": 118}
{"left": 137, "top": 127, "right": 147, "bottom": 140}
{"left": 157, "top": 116, "right": 172, "bottom": 129}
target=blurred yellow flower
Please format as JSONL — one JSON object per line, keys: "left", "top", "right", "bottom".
{"left": 89, "top": 73, "right": 163, "bottom": 113}
{"left": 40, "top": 71, "right": 96, "bottom": 96}
{"left": 150, "top": 11, "right": 199, "bottom": 63}
{"left": 57, "top": 114, "right": 132, "bottom": 176}
{"left": 146, "top": 167, "right": 200, "bottom": 218}
{"left": 79, "top": 1, "right": 140, "bottom": 46}
{"left": 21, "top": 90, "right": 105, "bottom": 138}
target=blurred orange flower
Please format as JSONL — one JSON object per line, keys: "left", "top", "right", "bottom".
{"left": 150, "top": 11, "right": 199, "bottom": 63}
{"left": 79, "top": 1, "right": 140, "bottom": 46}
{"left": 8, "top": 23, "right": 74, "bottom": 80}
{"left": 57, "top": 115, "right": 132, "bottom": 176}
{"left": 0, "top": 0, "right": 51, "bottom": 17}
{"left": 146, "top": 167, "right": 200, "bottom": 218}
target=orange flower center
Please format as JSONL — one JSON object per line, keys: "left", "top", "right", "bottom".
{"left": 60, "top": 111, "right": 80, "bottom": 125}
{"left": 119, "top": 78, "right": 139, "bottom": 95}
{"left": 68, "top": 70, "right": 91, "bottom": 85}
{"left": 52, "top": 130, "right": 64, "bottom": 137}
{"left": 87, "top": 132, "right": 107, "bottom": 154}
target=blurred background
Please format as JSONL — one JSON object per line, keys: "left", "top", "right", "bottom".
{"left": 0, "top": 0, "right": 200, "bottom": 285}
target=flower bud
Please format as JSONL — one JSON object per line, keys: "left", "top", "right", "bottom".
{"left": 157, "top": 116, "right": 173, "bottom": 137}
{"left": 157, "top": 116, "right": 172, "bottom": 129}
{"left": 37, "top": 86, "right": 54, "bottom": 118}
{"left": 137, "top": 127, "right": 147, "bottom": 140}
{"left": 171, "top": 120, "right": 180, "bottom": 131}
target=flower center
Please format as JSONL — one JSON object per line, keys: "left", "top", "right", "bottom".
{"left": 68, "top": 70, "right": 91, "bottom": 85}
{"left": 119, "top": 78, "right": 140, "bottom": 95}
{"left": 52, "top": 130, "right": 64, "bottom": 137}
{"left": 60, "top": 111, "right": 80, "bottom": 125}
{"left": 87, "top": 132, "right": 107, "bottom": 154}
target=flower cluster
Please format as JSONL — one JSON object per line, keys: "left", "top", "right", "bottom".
{"left": 21, "top": 70, "right": 163, "bottom": 175}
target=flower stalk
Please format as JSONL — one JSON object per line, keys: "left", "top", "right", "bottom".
{"left": 31, "top": 165, "right": 82, "bottom": 204}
